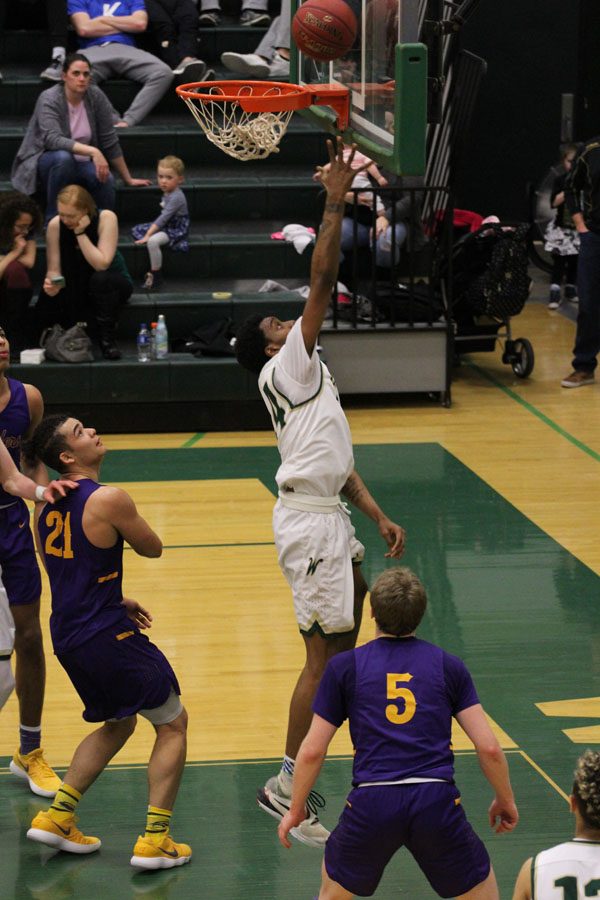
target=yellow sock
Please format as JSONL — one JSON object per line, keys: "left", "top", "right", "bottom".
{"left": 49, "top": 783, "right": 81, "bottom": 824}
{"left": 144, "top": 805, "right": 172, "bottom": 843}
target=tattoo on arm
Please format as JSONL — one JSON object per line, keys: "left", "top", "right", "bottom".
{"left": 341, "top": 473, "right": 367, "bottom": 506}
{"left": 325, "top": 202, "right": 344, "bottom": 214}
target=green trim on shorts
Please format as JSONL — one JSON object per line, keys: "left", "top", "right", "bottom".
{"left": 300, "top": 621, "right": 355, "bottom": 640}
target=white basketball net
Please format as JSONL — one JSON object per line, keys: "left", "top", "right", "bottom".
{"left": 181, "top": 86, "right": 296, "bottom": 161}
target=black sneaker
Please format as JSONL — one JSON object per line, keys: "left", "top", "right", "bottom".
{"left": 240, "top": 9, "right": 271, "bottom": 26}
{"left": 548, "top": 284, "right": 561, "bottom": 309}
{"left": 565, "top": 283, "right": 578, "bottom": 303}
{"left": 199, "top": 9, "right": 221, "bottom": 25}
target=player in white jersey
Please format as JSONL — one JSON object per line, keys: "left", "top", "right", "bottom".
{"left": 235, "top": 138, "right": 406, "bottom": 849}
{"left": 513, "top": 750, "right": 600, "bottom": 899}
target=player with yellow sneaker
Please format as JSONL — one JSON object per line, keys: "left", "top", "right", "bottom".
{"left": 25, "top": 414, "right": 191, "bottom": 869}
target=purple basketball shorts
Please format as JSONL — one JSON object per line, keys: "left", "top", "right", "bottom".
{"left": 324, "top": 781, "right": 490, "bottom": 897}
{"left": 57, "top": 622, "right": 181, "bottom": 723}
{"left": 0, "top": 500, "right": 41, "bottom": 607}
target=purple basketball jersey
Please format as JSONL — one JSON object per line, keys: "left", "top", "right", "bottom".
{"left": 0, "top": 378, "right": 30, "bottom": 505}
{"left": 313, "top": 636, "right": 479, "bottom": 785}
{"left": 38, "top": 478, "right": 127, "bottom": 653}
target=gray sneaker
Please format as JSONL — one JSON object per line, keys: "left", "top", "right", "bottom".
{"left": 256, "top": 775, "right": 329, "bottom": 848}
{"left": 40, "top": 57, "right": 64, "bottom": 82}
{"left": 221, "top": 52, "right": 270, "bottom": 77}
{"left": 240, "top": 9, "right": 271, "bottom": 26}
{"left": 268, "top": 52, "right": 290, "bottom": 80}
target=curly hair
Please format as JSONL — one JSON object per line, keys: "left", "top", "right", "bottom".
{"left": 235, "top": 314, "right": 268, "bottom": 374}
{"left": 24, "top": 414, "right": 72, "bottom": 474}
{"left": 0, "top": 192, "right": 42, "bottom": 251}
{"left": 573, "top": 750, "right": 600, "bottom": 829}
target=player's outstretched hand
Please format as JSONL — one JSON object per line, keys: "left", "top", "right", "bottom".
{"left": 378, "top": 517, "right": 406, "bottom": 558}
{"left": 488, "top": 797, "right": 518, "bottom": 834}
{"left": 278, "top": 809, "right": 305, "bottom": 849}
{"left": 42, "top": 479, "right": 80, "bottom": 503}
{"left": 317, "top": 137, "right": 369, "bottom": 200}
{"left": 122, "top": 597, "right": 153, "bottom": 629}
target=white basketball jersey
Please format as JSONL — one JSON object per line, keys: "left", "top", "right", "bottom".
{"left": 533, "top": 840, "right": 600, "bottom": 898}
{"left": 258, "top": 319, "right": 354, "bottom": 496}
{"left": 0, "top": 569, "right": 14, "bottom": 657}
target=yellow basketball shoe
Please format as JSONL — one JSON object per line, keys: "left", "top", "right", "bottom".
{"left": 27, "top": 811, "right": 101, "bottom": 854}
{"left": 130, "top": 834, "right": 192, "bottom": 869}
{"left": 10, "top": 748, "right": 61, "bottom": 798}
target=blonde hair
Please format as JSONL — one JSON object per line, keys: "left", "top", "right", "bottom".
{"left": 56, "top": 184, "right": 97, "bottom": 217}
{"left": 370, "top": 567, "right": 427, "bottom": 636}
{"left": 573, "top": 751, "right": 600, "bottom": 829}
{"left": 158, "top": 155, "right": 185, "bottom": 176}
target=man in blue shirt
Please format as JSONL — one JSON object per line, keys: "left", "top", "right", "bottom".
{"left": 68, "top": 0, "right": 206, "bottom": 125}
{"left": 278, "top": 567, "right": 519, "bottom": 899}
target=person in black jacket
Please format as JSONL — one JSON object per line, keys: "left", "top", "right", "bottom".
{"left": 563, "top": 137, "right": 600, "bottom": 388}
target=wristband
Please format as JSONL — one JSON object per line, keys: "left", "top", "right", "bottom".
{"left": 35, "top": 485, "right": 46, "bottom": 502}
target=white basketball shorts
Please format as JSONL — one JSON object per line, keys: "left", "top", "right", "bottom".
{"left": 0, "top": 579, "right": 15, "bottom": 658}
{"left": 273, "top": 497, "right": 365, "bottom": 635}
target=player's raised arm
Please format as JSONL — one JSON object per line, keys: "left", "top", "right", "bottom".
{"left": 301, "top": 138, "right": 368, "bottom": 355}
{"left": 341, "top": 468, "right": 406, "bottom": 557}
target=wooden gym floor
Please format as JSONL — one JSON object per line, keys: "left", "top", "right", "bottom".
{"left": 1, "top": 292, "right": 599, "bottom": 898}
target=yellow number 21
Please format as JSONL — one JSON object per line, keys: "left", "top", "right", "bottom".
{"left": 44, "top": 511, "right": 74, "bottom": 559}
{"left": 386, "top": 673, "right": 416, "bottom": 725}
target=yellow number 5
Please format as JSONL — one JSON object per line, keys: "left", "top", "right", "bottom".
{"left": 386, "top": 673, "right": 416, "bottom": 725}
{"left": 44, "top": 511, "right": 74, "bottom": 559}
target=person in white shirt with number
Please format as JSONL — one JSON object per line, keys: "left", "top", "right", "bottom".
{"left": 235, "top": 138, "right": 406, "bottom": 849}
{"left": 513, "top": 749, "right": 600, "bottom": 900}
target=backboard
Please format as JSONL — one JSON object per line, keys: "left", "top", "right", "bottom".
{"left": 291, "top": 0, "right": 427, "bottom": 174}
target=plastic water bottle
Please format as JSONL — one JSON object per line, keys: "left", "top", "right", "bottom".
{"left": 155, "top": 314, "right": 169, "bottom": 359}
{"left": 137, "top": 323, "right": 150, "bottom": 362}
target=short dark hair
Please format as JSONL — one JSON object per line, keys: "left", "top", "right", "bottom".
{"left": 0, "top": 192, "right": 42, "bottom": 249}
{"left": 63, "top": 52, "right": 91, "bottom": 73}
{"left": 235, "top": 314, "right": 268, "bottom": 374}
{"left": 573, "top": 750, "right": 600, "bottom": 830}
{"left": 370, "top": 568, "right": 427, "bottom": 636}
{"left": 25, "top": 414, "right": 72, "bottom": 474}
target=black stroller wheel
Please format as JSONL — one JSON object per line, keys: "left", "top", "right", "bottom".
{"left": 510, "top": 337, "right": 534, "bottom": 378}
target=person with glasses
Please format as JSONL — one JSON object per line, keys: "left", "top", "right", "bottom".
{"left": 11, "top": 53, "right": 150, "bottom": 224}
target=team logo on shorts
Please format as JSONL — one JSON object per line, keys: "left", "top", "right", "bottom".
{"left": 306, "top": 557, "right": 324, "bottom": 576}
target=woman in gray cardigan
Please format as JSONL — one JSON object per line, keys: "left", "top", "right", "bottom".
{"left": 11, "top": 53, "right": 149, "bottom": 222}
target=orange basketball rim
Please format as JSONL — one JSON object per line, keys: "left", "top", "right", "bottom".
{"left": 176, "top": 80, "right": 350, "bottom": 161}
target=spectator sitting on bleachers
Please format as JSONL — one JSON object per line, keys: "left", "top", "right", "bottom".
{"left": 35, "top": 184, "right": 133, "bottom": 360}
{"left": 11, "top": 53, "right": 150, "bottom": 224}
{"left": 221, "top": 0, "right": 289, "bottom": 78}
{"left": 199, "top": 0, "right": 270, "bottom": 28}
{"left": 0, "top": 193, "right": 43, "bottom": 361}
{"left": 68, "top": 0, "right": 180, "bottom": 126}
{"left": 145, "top": 0, "right": 211, "bottom": 78}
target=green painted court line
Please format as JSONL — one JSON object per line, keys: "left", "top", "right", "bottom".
{"left": 467, "top": 361, "right": 600, "bottom": 462}
{"left": 123, "top": 541, "right": 275, "bottom": 551}
{"left": 180, "top": 432, "right": 205, "bottom": 448}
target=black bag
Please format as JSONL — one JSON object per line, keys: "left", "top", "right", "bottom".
{"left": 374, "top": 282, "right": 444, "bottom": 323}
{"left": 172, "top": 318, "right": 236, "bottom": 357}
{"left": 459, "top": 224, "right": 531, "bottom": 319}
{"left": 40, "top": 323, "right": 94, "bottom": 363}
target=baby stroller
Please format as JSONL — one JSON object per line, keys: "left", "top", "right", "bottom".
{"left": 450, "top": 222, "right": 534, "bottom": 377}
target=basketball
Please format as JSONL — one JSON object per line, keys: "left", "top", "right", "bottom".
{"left": 292, "top": 0, "right": 358, "bottom": 62}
